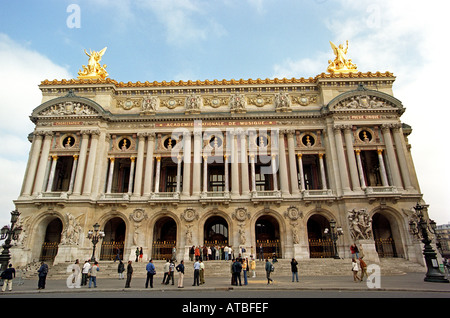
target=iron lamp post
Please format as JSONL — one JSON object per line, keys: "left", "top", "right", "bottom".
{"left": 87, "top": 223, "right": 104, "bottom": 262}
{"left": 409, "top": 203, "right": 449, "bottom": 283}
{"left": 0, "top": 210, "right": 23, "bottom": 272}
{"left": 325, "top": 219, "right": 343, "bottom": 259}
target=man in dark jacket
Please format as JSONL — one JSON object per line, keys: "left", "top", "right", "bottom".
{"left": 1, "top": 264, "right": 16, "bottom": 292}
{"left": 125, "top": 260, "right": 133, "bottom": 288}
{"left": 233, "top": 258, "right": 242, "bottom": 286}
{"left": 37, "top": 261, "right": 48, "bottom": 290}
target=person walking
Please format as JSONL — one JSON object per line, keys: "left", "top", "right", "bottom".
{"left": 234, "top": 258, "right": 242, "bottom": 286}
{"left": 125, "top": 260, "right": 133, "bottom": 288}
{"left": 176, "top": 260, "right": 185, "bottom": 288}
{"left": 258, "top": 244, "right": 264, "bottom": 261}
{"left": 192, "top": 259, "right": 200, "bottom": 286}
{"left": 145, "top": 259, "right": 156, "bottom": 288}
{"left": 243, "top": 258, "right": 249, "bottom": 285}
{"left": 224, "top": 246, "right": 229, "bottom": 261}
{"left": 265, "top": 258, "right": 273, "bottom": 284}
{"left": 291, "top": 258, "right": 299, "bottom": 282}
{"left": 81, "top": 260, "right": 91, "bottom": 286}
{"left": 352, "top": 258, "right": 361, "bottom": 282}
{"left": 118, "top": 260, "right": 125, "bottom": 280}
{"left": 139, "top": 247, "right": 143, "bottom": 262}
{"left": 199, "top": 259, "right": 205, "bottom": 285}
{"left": 88, "top": 261, "right": 99, "bottom": 288}
{"left": 359, "top": 258, "right": 368, "bottom": 282}
{"left": 37, "top": 261, "right": 49, "bottom": 290}
{"left": 135, "top": 247, "right": 140, "bottom": 262}
{"left": 165, "top": 260, "right": 175, "bottom": 285}
{"left": 250, "top": 257, "right": 256, "bottom": 278}
{"left": 1, "top": 264, "right": 16, "bottom": 292}
{"left": 162, "top": 259, "right": 170, "bottom": 284}
{"left": 189, "top": 246, "right": 195, "bottom": 261}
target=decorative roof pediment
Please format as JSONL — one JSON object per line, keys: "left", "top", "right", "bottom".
{"left": 31, "top": 90, "right": 111, "bottom": 122}
{"left": 326, "top": 84, "right": 403, "bottom": 114}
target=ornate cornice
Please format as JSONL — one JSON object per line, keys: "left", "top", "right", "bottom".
{"left": 39, "top": 71, "right": 395, "bottom": 88}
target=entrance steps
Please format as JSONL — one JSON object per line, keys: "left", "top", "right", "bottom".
{"left": 41, "top": 257, "right": 425, "bottom": 280}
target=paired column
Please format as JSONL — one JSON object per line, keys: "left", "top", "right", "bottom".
{"left": 287, "top": 130, "right": 299, "bottom": 195}
{"left": 143, "top": 133, "right": 155, "bottom": 196}
{"left": 32, "top": 131, "right": 53, "bottom": 196}
{"left": 182, "top": 131, "right": 192, "bottom": 196}
{"left": 343, "top": 126, "right": 361, "bottom": 191}
{"left": 381, "top": 124, "right": 403, "bottom": 189}
{"left": 82, "top": 130, "right": 100, "bottom": 195}
{"left": 392, "top": 124, "right": 413, "bottom": 190}
{"left": 333, "top": 125, "right": 351, "bottom": 193}
{"left": 192, "top": 131, "right": 202, "bottom": 196}
{"left": 72, "top": 130, "right": 90, "bottom": 195}
{"left": 133, "top": 133, "right": 147, "bottom": 196}
{"left": 239, "top": 130, "right": 250, "bottom": 196}
{"left": 278, "top": 130, "right": 290, "bottom": 196}
{"left": 22, "top": 131, "right": 44, "bottom": 196}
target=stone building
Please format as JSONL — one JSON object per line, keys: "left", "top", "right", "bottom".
{"left": 10, "top": 48, "right": 430, "bottom": 267}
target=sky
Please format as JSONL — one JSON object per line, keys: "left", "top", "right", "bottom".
{"left": 0, "top": 0, "right": 449, "bottom": 228}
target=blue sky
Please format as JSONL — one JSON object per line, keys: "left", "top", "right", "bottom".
{"left": 0, "top": 0, "right": 449, "bottom": 227}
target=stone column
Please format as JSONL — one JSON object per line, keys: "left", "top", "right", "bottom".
{"left": 271, "top": 154, "right": 279, "bottom": 191}
{"left": 231, "top": 132, "right": 240, "bottom": 196}
{"left": 128, "top": 157, "right": 135, "bottom": 195}
{"left": 182, "top": 131, "right": 192, "bottom": 197}
{"left": 73, "top": 131, "right": 90, "bottom": 195}
{"left": 202, "top": 154, "right": 208, "bottom": 193}
{"left": 278, "top": 131, "right": 290, "bottom": 196}
{"left": 46, "top": 155, "right": 58, "bottom": 192}
{"left": 392, "top": 124, "right": 413, "bottom": 190}
{"left": 143, "top": 133, "right": 155, "bottom": 197}
{"left": 133, "top": 133, "right": 146, "bottom": 197}
{"left": 333, "top": 125, "right": 351, "bottom": 193}
{"left": 22, "top": 131, "right": 44, "bottom": 196}
{"left": 287, "top": 130, "right": 300, "bottom": 195}
{"left": 377, "top": 149, "right": 389, "bottom": 187}
{"left": 106, "top": 157, "right": 115, "bottom": 194}
{"left": 82, "top": 130, "right": 100, "bottom": 195}
{"left": 239, "top": 130, "right": 250, "bottom": 196}
{"left": 250, "top": 153, "right": 256, "bottom": 192}
{"left": 343, "top": 126, "right": 361, "bottom": 191}
{"left": 297, "top": 153, "right": 305, "bottom": 192}
{"left": 381, "top": 125, "right": 403, "bottom": 189}
{"left": 68, "top": 155, "right": 78, "bottom": 193}
{"left": 224, "top": 154, "right": 229, "bottom": 193}
{"left": 318, "top": 153, "right": 328, "bottom": 190}
{"left": 154, "top": 156, "right": 161, "bottom": 193}
{"left": 32, "top": 131, "right": 53, "bottom": 196}
{"left": 354, "top": 150, "right": 366, "bottom": 189}
{"left": 192, "top": 131, "right": 202, "bottom": 196}
{"left": 176, "top": 155, "right": 182, "bottom": 194}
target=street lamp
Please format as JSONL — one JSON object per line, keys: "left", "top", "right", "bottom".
{"left": 324, "top": 219, "right": 343, "bottom": 259}
{"left": 0, "top": 210, "right": 23, "bottom": 272}
{"left": 409, "top": 202, "right": 449, "bottom": 283}
{"left": 87, "top": 223, "right": 105, "bottom": 262}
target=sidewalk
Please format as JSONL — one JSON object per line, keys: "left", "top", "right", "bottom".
{"left": 1, "top": 272, "right": 449, "bottom": 295}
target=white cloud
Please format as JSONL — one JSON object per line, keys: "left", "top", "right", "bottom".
{"left": 0, "top": 33, "right": 71, "bottom": 227}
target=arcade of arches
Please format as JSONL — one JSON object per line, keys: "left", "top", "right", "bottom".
{"left": 29, "top": 209, "right": 407, "bottom": 264}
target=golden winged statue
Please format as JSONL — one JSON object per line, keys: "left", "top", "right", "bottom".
{"left": 327, "top": 41, "right": 358, "bottom": 74}
{"left": 78, "top": 47, "right": 108, "bottom": 79}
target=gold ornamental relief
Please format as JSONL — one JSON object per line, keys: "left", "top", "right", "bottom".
{"left": 327, "top": 41, "right": 358, "bottom": 74}
{"left": 77, "top": 47, "right": 108, "bottom": 80}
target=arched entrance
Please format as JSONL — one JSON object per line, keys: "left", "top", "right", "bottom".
{"left": 372, "top": 212, "right": 400, "bottom": 258}
{"left": 204, "top": 216, "right": 228, "bottom": 246}
{"left": 100, "top": 217, "right": 126, "bottom": 260}
{"left": 152, "top": 216, "right": 177, "bottom": 260}
{"left": 39, "top": 218, "right": 63, "bottom": 262}
{"left": 307, "top": 214, "right": 334, "bottom": 258}
{"left": 255, "top": 215, "right": 281, "bottom": 259}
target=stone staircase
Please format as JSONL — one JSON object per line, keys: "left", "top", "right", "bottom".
{"left": 35, "top": 257, "right": 426, "bottom": 280}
